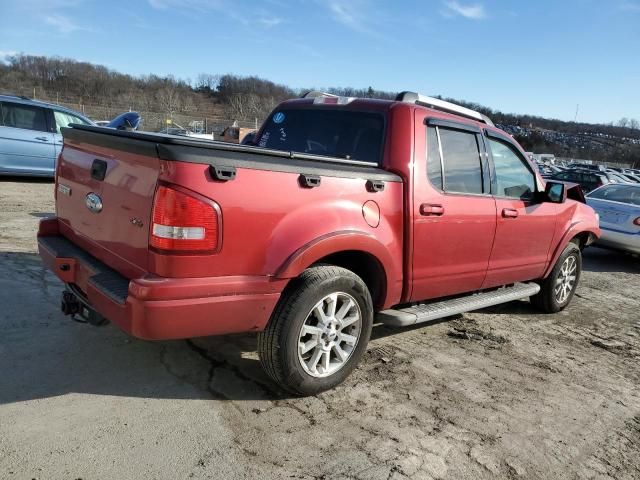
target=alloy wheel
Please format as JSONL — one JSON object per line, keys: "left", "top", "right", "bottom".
{"left": 555, "top": 255, "right": 577, "bottom": 304}
{"left": 297, "top": 292, "right": 362, "bottom": 378}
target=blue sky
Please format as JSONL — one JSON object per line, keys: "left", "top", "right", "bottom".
{"left": 1, "top": 0, "right": 639, "bottom": 124}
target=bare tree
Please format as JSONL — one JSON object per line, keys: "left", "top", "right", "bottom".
{"left": 157, "top": 86, "right": 182, "bottom": 119}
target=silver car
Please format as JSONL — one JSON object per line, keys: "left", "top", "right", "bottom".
{"left": 0, "top": 94, "right": 93, "bottom": 177}
{"left": 586, "top": 183, "right": 640, "bottom": 254}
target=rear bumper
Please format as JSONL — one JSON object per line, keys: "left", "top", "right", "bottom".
{"left": 37, "top": 219, "right": 282, "bottom": 340}
{"left": 597, "top": 227, "right": 640, "bottom": 254}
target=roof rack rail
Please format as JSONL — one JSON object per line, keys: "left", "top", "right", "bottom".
{"left": 301, "top": 90, "right": 339, "bottom": 99}
{"left": 395, "top": 91, "right": 494, "bottom": 126}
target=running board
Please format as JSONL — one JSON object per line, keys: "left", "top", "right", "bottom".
{"left": 377, "top": 282, "right": 540, "bottom": 327}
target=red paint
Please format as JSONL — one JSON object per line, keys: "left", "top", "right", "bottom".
{"left": 482, "top": 199, "right": 557, "bottom": 287}
{"left": 39, "top": 97, "right": 600, "bottom": 341}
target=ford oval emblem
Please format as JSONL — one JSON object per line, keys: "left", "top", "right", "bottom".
{"left": 85, "top": 192, "right": 103, "bottom": 213}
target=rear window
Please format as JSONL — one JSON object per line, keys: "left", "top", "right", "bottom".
{"left": 257, "top": 109, "right": 385, "bottom": 164}
{"left": 588, "top": 184, "right": 640, "bottom": 206}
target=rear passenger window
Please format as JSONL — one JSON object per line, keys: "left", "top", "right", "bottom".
{"left": 0, "top": 102, "right": 48, "bottom": 132}
{"left": 438, "top": 128, "right": 483, "bottom": 194}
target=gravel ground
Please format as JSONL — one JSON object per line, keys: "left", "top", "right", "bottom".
{"left": 1, "top": 178, "right": 639, "bottom": 480}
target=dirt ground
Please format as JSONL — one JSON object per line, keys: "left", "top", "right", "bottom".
{"left": 1, "top": 178, "right": 639, "bottom": 480}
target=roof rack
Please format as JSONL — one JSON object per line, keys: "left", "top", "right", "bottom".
{"left": 395, "top": 91, "right": 494, "bottom": 126}
{"left": 301, "top": 91, "right": 339, "bottom": 99}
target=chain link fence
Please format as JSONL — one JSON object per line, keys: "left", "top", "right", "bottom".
{"left": 25, "top": 92, "right": 261, "bottom": 135}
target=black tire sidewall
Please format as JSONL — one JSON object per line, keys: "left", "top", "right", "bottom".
{"left": 279, "top": 272, "right": 373, "bottom": 395}
{"left": 548, "top": 243, "right": 582, "bottom": 311}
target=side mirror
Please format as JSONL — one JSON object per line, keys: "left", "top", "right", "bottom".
{"left": 544, "top": 181, "right": 566, "bottom": 203}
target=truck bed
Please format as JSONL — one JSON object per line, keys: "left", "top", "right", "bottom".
{"left": 52, "top": 124, "right": 405, "bottom": 308}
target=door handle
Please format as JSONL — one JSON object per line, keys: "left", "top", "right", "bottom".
{"left": 420, "top": 203, "right": 445, "bottom": 216}
{"left": 502, "top": 208, "right": 519, "bottom": 218}
{"left": 34, "top": 136, "right": 49, "bottom": 142}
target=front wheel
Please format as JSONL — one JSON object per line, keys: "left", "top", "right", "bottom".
{"left": 531, "top": 242, "right": 582, "bottom": 313}
{"left": 258, "top": 266, "right": 373, "bottom": 396}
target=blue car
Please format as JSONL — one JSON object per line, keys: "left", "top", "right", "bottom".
{"left": 0, "top": 94, "right": 94, "bottom": 177}
{"left": 0, "top": 96, "right": 142, "bottom": 177}
{"left": 586, "top": 183, "right": 640, "bottom": 255}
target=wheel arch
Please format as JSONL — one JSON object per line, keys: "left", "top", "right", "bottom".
{"left": 310, "top": 250, "right": 386, "bottom": 309}
{"left": 543, "top": 225, "right": 599, "bottom": 278}
{"left": 274, "top": 231, "right": 401, "bottom": 309}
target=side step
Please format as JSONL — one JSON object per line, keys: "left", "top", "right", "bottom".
{"left": 377, "top": 282, "right": 540, "bottom": 327}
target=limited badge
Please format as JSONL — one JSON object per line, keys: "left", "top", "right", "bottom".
{"left": 57, "top": 183, "right": 71, "bottom": 196}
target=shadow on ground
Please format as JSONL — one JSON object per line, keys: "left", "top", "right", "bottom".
{"left": 2, "top": 246, "right": 632, "bottom": 406}
{"left": 0, "top": 251, "right": 284, "bottom": 405}
{"left": 1, "top": 252, "right": 463, "bottom": 405}
{"left": 0, "top": 175, "right": 54, "bottom": 183}
{"left": 29, "top": 212, "right": 55, "bottom": 218}
{"left": 582, "top": 246, "right": 640, "bottom": 274}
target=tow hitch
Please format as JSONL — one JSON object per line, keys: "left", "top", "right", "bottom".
{"left": 60, "top": 290, "right": 108, "bottom": 326}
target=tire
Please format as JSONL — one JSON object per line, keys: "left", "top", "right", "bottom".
{"left": 258, "top": 266, "right": 373, "bottom": 396}
{"left": 531, "top": 242, "right": 582, "bottom": 313}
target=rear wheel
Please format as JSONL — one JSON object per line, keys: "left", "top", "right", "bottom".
{"left": 258, "top": 266, "right": 373, "bottom": 396}
{"left": 531, "top": 242, "right": 582, "bottom": 313}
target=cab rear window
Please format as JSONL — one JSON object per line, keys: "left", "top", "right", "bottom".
{"left": 257, "top": 109, "right": 385, "bottom": 164}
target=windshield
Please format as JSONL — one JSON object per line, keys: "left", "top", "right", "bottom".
{"left": 54, "top": 110, "right": 91, "bottom": 133}
{"left": 588, "top": 184, "right": 640, "bottom": 206}
{"left": 257, "top": 109, "right": 385, "bottom": 164}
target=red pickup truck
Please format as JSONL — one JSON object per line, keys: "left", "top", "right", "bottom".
{"left": 38, "top": 91, "right": 600, "bottom": 395}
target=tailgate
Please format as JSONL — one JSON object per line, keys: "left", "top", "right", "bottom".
{"left": 56, "top": 128, "right": 161, "bottom": 276}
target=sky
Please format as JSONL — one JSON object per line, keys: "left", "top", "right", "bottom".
{"left": 0, "top": 0, "right": 639, "bottom": 124}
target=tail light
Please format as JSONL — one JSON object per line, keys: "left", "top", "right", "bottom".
{"left": 634, "top": 217, "right": 640, "bottom": 227}
{"left": 150, "top": 185, "right": 220, "bottom": 254}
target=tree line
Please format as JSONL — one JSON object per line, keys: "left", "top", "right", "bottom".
{"left": 1, "top": 54, "right": 638, "bottom": 165}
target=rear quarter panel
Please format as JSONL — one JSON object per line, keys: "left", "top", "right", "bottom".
{"left": 156, "top": 161, "right": 405, "bottom": 308}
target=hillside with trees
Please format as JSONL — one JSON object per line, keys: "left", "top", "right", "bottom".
{"left": 1, "top": 54, "right": 638, "bottom": 166}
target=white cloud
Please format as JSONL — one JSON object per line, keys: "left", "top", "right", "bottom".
{"left": 147, "top": 0, "right": 284, "bottom": 29}
{"left": 319, "top": 0, "right": 379, "bottom": 35}
{"left": 148, "top": 0, "right": 223, "bottom": 10}
{"left": 442, "top": 1, "right": 486, "bottom": 20}
{"left": 44, "top": 14, "right": 85, "bottom": 34}
{"left": 258, "top": 16, "right": 283, "bottom": 28}
{"left": 326, "top": 1, "right": 365, "bottom": 31}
